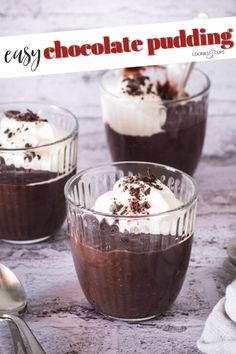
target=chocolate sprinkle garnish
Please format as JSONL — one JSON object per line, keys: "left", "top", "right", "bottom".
{"left": 120, "top": 209, "right": 127, "bottom": 216}
{"left": 121, "top": 76, "right": 154, "bottom": 97}
{"left": 24, "top": 152, "right": 32, "bottom": 162}
{"left": 144, "top": 187, "right": 151, "bottom": 195}
{"left": 121, "top": 66, "right": 189, "bottom": 100}
{"left": 4, "top": 110, "right": 21, "bottom": 118}
{"left": 143, "top": 201, "right": 151, "bottom": 209}
{"left": 138, "top": 75, "right": 149, "bottom": 86}
{"left": 4, "top": 109, "right": 48, "bottom": 123}
{"left": 147, "top": 83, "right": 153, "bottom": 94}
{"left": 109, "top": 172, "right": 164, "bottom": 216}
{"left": 110, "top": 201, "right": 123, "bottom": 214}
{"left": 122, "top": 78, "right": 142, "bottom": 96}
{"left": 142, "top": 169, "right": 163, "bottom": 190}
{"left": 24, "top": 151, "right": 37, "bottom": 162}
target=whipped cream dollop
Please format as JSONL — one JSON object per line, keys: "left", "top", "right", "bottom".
{"left": 101, "top": 72, "right": 167, "bottom": 137}
{"left": 0, "top": 110, "right": 68, "bottom": 173}
{"left": 94, "top": 174, "right": 183, "bottom": 234}
{"left": 0, "top": 110, "right": 61, "bottom": 148}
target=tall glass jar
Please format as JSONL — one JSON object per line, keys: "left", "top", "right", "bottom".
{"left": 100, "top": 67, "right": 210, "bottom": 175}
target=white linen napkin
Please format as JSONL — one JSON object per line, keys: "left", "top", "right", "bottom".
{"left": 197, "top": 279, "right": 236, "bottom": 354}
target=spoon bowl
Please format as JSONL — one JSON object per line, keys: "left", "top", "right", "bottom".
{"left": 0, "top": 264, "right": 27, "bottom": 315}
{"left": 227, "top": 239, "right": 236, "bottom": 267}
{"left": 0, "top": 263, "right": 46, "bottom": 353}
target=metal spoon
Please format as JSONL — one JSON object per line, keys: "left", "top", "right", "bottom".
{"left": 0, "top": 263, "right": 46, "bottom": 354}
{"left": 227, "top": 239, "right": 236, "bottom": 267}
{"left": 177, "top": 62, "right": 195, "bottom": 98}
{"left": 176, "top": 13, "right": 209, "bottom": 99}
{"left": 0, "top": 316, "right": 27, "bottom": 354}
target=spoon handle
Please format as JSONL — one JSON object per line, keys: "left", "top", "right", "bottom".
{"left": 177, "top": 62, "right": 195, "bottom": 98}
{"left": 3, "top": 314, "right": 46, "bottom": 354}
{"left": 0, "top": 316, "right": 27, "bottom": 354}
{"left": 7, "top": 319, "right": 28, "bottom": 354}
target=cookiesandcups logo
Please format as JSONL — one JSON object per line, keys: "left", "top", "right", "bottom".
{"left": 0, "top": 16, "right": 235, "bottom": 79}
{"left": 192, "top": 48, "right": 226, "bottom": 59}
{"left": 190, "top": 27, "right": 233, "bottom": 59}
{"left": 207, "top": 48, "right": 225, "bottom": 59}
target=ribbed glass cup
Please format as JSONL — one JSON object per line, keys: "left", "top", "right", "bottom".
{"left": 100, "top": 67, "right": 210, "bottom": 175}
{"left": 65, "top": 161, "right": 198, "bottom": 321}
{"left": 0, "top": 102, "right": 78, "bottom": 244}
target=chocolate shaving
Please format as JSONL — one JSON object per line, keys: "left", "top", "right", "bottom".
{"left": 109, "top": 172, "right": 164, "bottom": 216}
{"left": 24, "top": 151, "right": 37, "bottom": 162}
{"left": 138, "top": 75, "right": 149, "bottom": 86}
{"left": 121, "top": 76, "right": 152, "bottom": 97}
{"left": 110, "top": 201, "right": 123, "bottom": 214}
{"left": 4, "top": 110, "right": 21, "bottom": 118}
{"left": 143, "top": 201, "right": 151, "bottom": 209}
{"left": 146, "top": 83, "right": 153, "bottom": 94}
{"left": 120, "top": 208, "right": 127, "bottom": 216}
{"left": 144, "top": 187, "right": 151, "bottom": 195}
{"left": 25, "top": 143, "right": 32, "bottom": 148}
{"left": 129, "top": 186, "right": 141, "bottom": 199}
{"left": 24, "top": 153, "right": 32, "bottom": 162}
{"left": 122, "top": 66, "right": 189, "bottom": 100}
{"left": 4, "top": 109, "right": 48, "bottom": 123}
{"left": 141, "top": 169, "right": 163, "bottom": 190}
{"left": 122, "top": 77, "right": 143, "bottom": 96}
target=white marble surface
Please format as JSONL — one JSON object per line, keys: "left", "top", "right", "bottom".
{"left": 0, "top": 1, "right": 236, "bottom": 353}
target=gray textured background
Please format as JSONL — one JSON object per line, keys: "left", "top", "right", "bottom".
{"left": 0, "top": 1, "right": 236, "bottom": 353}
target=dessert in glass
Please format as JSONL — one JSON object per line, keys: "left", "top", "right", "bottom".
{"left": 0, "top": 102, "right": 78, "bottom": 244}
{"left": 100, "top": 65, "right": 211, "bottom": 175}
{"left": 65, "top": 161, "right": 198, "bottom": 321}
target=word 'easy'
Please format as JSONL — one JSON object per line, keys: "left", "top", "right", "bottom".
{"left": 4, "top": 47, "right": 41, "bottom": 72}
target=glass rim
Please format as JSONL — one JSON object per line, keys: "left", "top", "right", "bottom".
{"left": 99, "top": 67, "right": 211, "bottom": 105}
{"left": 65, "top": 161, "right": 198, "bottom": 220}
{"left": 0, "top": 101, "right": 79, "bottom": 152}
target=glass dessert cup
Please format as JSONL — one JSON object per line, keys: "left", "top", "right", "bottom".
{"left": 0, "top": 102, "right": 78, "bottom": 244}
{"left": 65, "top": 161, "right": 198, "bottom": 321}
{"left": 100, "top": 67, "right": 211, "bottom": 176}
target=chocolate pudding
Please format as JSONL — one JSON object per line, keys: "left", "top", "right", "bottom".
{"left": 105, "top": 101, "right": 207, "bottom": 175}
{"left": 0, "top": 106, "right": 78, "bottom": 243}
{"left": 67, "top": 169, "right": 197, "bottom": 320}
{"left": 0, "top": 166, "right": 75, "bottom": 242}
{"left": 101, "top": 66, "right": 210, "bottom": 175}
{"left": 71, "top": 221, "right": 193, "bottom": 319}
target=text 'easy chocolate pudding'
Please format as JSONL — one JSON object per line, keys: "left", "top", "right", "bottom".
{"left": 101, "top": 66, "right": 210, "bottom": 175}
{"left": 0, "top": 105, "right": 78, "bottom": 243}
{"left": 66, "top": 162, "right": 198, "bottom": 320}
